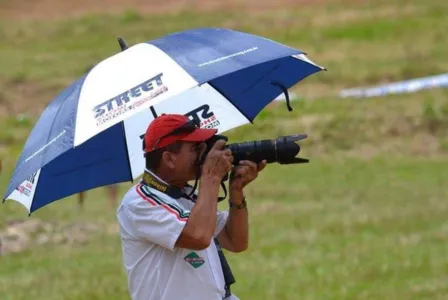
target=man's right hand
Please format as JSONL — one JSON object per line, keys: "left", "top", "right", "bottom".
{"left": 176, "top": 140, "right": 233, "bottom": 251}
{"left": 201, "top": 139, "right": 233, "bottom": 181}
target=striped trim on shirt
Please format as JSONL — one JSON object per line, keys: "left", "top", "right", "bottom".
{"left": 136, "top": 183, "right": 190, "bottom": 222}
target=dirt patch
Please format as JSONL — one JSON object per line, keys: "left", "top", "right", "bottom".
{"left": 0, "top": 0, "right": 345, "bottom": 21}
{"left": 0, "top": 218, "right": 118, "bottom": 256}
{"left": 0, "top": 78, "right": 56, "bottom": 118}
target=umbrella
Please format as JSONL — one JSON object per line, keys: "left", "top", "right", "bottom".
{"left": 3, "top": 27, "right": 325, "bottom": 213}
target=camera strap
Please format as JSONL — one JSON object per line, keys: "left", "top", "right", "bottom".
{"left": 186, "top": 189, "right": 235, "bottom": 298}
{"left": 142, "top": 171, "right": 184, "bottom": 199}
{"left": 141, "top": 170, "right": 236, "bottom": 297}
{"left": 187, "top": 147, "right": 228, "bottom": 202}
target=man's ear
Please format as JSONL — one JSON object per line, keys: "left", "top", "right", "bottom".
{"left": 161, "top": 151, "right": 176, "bottom": 169}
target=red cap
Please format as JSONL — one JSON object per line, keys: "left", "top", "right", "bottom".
{"left": 144, "top": 114, "right": 217, "bottom": 153}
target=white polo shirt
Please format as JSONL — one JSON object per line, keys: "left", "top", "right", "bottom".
{"left": 117, "top": 173, "right": 239, "bottom": 300}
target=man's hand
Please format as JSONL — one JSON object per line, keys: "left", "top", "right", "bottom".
{"left": 201, "top": 140, "right": 233, "bottom": 182}
{"left": 229, "top": 160, "right": 267, "bottom": 192}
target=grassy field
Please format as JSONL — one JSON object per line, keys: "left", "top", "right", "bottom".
{"left": 1, "top": 0, "right": 448, "bottom": 299}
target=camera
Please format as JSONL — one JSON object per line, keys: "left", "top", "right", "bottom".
{"left": 204, "top": 134, "right": 309, "bottom": 165}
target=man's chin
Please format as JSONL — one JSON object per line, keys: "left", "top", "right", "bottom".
{"left": 187, "top": 174, "right": 199, "bottom": 182}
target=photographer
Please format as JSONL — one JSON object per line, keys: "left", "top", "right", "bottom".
{"left": 117, "top": 114, "right": 266, "bottom": 300}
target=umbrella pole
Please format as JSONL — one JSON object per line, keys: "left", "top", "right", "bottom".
{"left": 150, "top": 106, "right": 158, "bottom": 118}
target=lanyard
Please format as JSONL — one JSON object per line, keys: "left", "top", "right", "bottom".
{"left": 142, "top": 170, "right": 185, "bottom": 199}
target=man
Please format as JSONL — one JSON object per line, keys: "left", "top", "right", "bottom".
{"left": 117, "top": 114, "right": 266, "bottom": 300}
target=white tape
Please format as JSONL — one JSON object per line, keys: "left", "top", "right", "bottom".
{"left": 340, "top": 73, "right": 448, "bottom": 98}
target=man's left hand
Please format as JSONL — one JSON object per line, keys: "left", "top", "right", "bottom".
{"left": 229, "top": 160, "right": 267, "bottom": 191}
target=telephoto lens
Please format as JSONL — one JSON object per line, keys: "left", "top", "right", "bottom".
{"left": 205, "top": 134, "right": 309, "bottom": 165}
{"left": 228, "top": 134, "right": 308, "bottom": 165}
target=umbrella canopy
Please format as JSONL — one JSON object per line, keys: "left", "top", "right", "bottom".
{"left": 3, "top": 27, "right": 325, "bottom": 213}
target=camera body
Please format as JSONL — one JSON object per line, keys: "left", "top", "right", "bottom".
{"left": 204, "top": 134, "right": 309, "bottom": 165}
{"left": 204, "top": 134, "right": 229, "bottom": 150}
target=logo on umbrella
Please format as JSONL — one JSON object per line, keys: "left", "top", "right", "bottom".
{"left": 185, "top": 104, "right": 220, "bottom": 129}
{"left": 15, "top": 171, "right": 37, "bottom": 196}
{"left": 92, "top": 73, "right": 169, "bottom": 126}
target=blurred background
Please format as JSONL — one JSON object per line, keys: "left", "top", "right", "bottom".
{"left": 0, "top": 0, "right": 447, "bottom": 299}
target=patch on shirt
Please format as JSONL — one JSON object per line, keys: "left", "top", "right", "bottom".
{"left": 184, "top": 252, "right": 205, "bottom": 269}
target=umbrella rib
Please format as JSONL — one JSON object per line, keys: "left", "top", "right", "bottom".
{"left": 207, "top": 82, "right": 254, "bottom": 124}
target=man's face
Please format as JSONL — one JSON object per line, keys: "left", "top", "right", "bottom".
{"left": 169, "top": 141, "right": 206, "bottom": 181}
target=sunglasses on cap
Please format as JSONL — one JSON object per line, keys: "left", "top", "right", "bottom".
{"left": 150, "top": 119, "right": 200, "bottom": 152}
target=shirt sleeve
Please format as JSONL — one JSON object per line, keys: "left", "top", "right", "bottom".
{"left": 119, "top": 185, "right": 191, "bottom": 251}
{"left": 213, "top": 210, "right": 229, "bottom": 237}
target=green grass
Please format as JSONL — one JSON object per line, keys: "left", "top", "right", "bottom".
{"left": 1, "top": 0, "right": 448, "bottom": 299}
{"left": 1, "top": 157, "right": 448, "bottom": 300}
{"left": 0, "top": 1, "right": 447, "bottom": 97}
